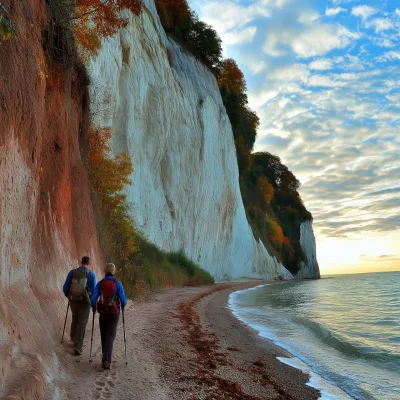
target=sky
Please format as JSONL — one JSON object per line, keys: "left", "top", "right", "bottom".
{"left": 189, "top": 0, "right": 400, "bottom": 275}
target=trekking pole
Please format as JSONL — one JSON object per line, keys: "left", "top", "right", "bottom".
{"left": 122, "top": 308, "right": 128, "bottom": 366}
{"left": 61, "top": 302, "right": 69, "bottom": 344}
{"left": 89, "top": 310, "right": 95, "bottom": 363}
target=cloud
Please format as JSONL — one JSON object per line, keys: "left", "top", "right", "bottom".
{"left": 351, "top": 5, "right": 378, "bottom": 21}
{"left": 264, "top": 24, "right": 359, "bottom": 58}
{"left": 368, "top": 187, "right": 400, "bottom": 196}
{"left": 307, "top": 74, "right": 346, "bottom": 87}
{"left": 223, "top": 27, "right": 257, "bottom": 45}
{"left": 257, "top": 134, "right": 291, "bottom": 150}
{"left": 309, "top": 58, "right": 334, "bottom": 70}
{"left": 191, "top": 0, "right": 400, "bottom": 242}
{"left": 298, "top": 10, "right": 319, "bottom": 24}
{"left": 246, "top": 59, "right": 268, "bottom": 74}
{"left": 326, "top": 7, "right": 347, "bottom": 17}
{"left": 376, "top": 51, "right": 400, "bottom": 62}
{"left": 191, "top": 0, "right": 269, "bottom": 36}
{"left": 269, "top": 63, "right": 309, "bottom": 81}
{"left": 366, "top": 18, "right": 394, "bottom": 33}
{"left": 374, "top": 37, "right": 395, "bottom": 48}
{"left": 360, "top": 254, "right": 400, "bottom": 262}
{"left": 332, "top": 0, "right": 358, "bottom": 4}
{"left": 294, "top": 25, "right": 359, "bottom": 58}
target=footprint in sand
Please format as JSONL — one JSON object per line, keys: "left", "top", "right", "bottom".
{"left": 107, "top": 380, "right": 115, "bottom": 388}
{"left": 96, "top": 380, "right": 106, "bottom": 387}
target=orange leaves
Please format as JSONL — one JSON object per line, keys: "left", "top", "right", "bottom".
{"left": 88, "top": 127, "right": 132, "bottom": 197}
{"left": 268, "top": 220, "right": 285, "bottom": 245}
{"left": 218, "top": 59, "right": 246, "bottom": 95}
{"left": 88, "top": 126, "right": 137, "bottom": 260}
{"left": 267, "top": 219, "right": 295, "bottom": 261}
{"left": 73, "top": 0, "right": 143, "bottom": 54}
{"left": 256, "top": 176, "right": 274, "bottom": 205}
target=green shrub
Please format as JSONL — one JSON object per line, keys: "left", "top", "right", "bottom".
{"left": 131, "top": 235, "right": 214, "bottom": 289}
{"left": 155, "top": 1, "right": 222, "bottom": 74}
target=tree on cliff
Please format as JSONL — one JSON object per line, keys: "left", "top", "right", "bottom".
{"left": 154, "top": 1, "right": 222, "bottom": 74}
{"left": 88, "top": 126, "right": 137, "bottom": 260}
{"left": 218, "top": 60, "right": 259, "bottom": 173}
{"left": 155, "top": 0, "right": 190, "bottom": 31}
{"left": 73, "top": 0, "right": 143, "bottom": 53}
{"left": 46, "top": 0, "right": 142, "bottom": 58}
{"left": 218, "top": 59, "right": 246, "bottom": 95}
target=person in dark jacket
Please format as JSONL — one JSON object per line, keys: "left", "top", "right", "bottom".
{"left": 91, "top": 263, "right": 127, "bottom": 369}
{"left": 63, "top": 256, "right": 96, "bottom": 355}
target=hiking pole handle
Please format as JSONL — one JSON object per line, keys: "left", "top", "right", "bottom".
{"left": 122, "top": 308, "right": 128, "bottom": 366}
{"left": 89, "top": 310, "right": 95, "bottom": 363}
{"left": 61, "top": 302, "right": 70, "bottom": 344}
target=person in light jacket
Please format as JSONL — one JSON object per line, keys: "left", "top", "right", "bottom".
{"left": 91, "top": 263, "right": 127, "bottom": 369}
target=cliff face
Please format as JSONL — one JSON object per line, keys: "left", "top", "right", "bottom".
{"left": 296, "top": 221, "right": 320, "bottom": 279}
{"left": 0, "top": 0, "right": 103, "bottom": 396}
{"left": 88, "top": 0, "right": 296, "bottom": 281}
{"left": 0, "top": 0, "right": 319, "bottom": 396}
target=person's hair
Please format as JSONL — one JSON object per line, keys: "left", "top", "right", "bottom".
{"left": 81, "top": 256, "right": 90, "bottom": 265}
{"left": 105, "top": 263, "right": 116, "bottom": 275}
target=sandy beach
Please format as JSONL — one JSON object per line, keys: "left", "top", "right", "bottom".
{"left": 58, "top": 282, "right": 320, "bottom": 399}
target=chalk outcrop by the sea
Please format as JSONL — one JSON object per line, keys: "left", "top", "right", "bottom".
{"left": 88, "top": 0, "right": 319, "bottom": 280}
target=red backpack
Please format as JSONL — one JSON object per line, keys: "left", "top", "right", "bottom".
{"left": 96, "top": 279, "right": 120, "bottom": 315}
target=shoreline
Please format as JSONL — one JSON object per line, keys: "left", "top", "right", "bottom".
{"left": 188, "top": 282, "right": 321, "bottom": 399}
{"left": 59, "top": 281, "right": 321, "bottom": 399}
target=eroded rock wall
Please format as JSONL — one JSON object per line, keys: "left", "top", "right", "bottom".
{"left": 0, "top": 0, "right": 103, "bottom": 396}
{"left": 296, "top": 221, "right": 320, "bottom": 279}
{"left": 88, "top": 0, "right": 293, "bottom": 281}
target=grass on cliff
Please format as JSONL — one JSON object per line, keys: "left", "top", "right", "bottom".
{"left": 119, "top": 236, "right": 214, "bottom": 298}
{"left": 88, "top": 125, "right": 214, "bottom": 297}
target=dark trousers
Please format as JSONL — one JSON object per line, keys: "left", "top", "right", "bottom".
{"left": 69, "top": 300, "right": 90, "bottom": 349}
{"left": 99, "top": 313, "right": 120, "bottom": 362}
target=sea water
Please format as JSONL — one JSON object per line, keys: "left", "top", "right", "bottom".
{"left": 229, "top": 272, "right": 400, "bottom": 400}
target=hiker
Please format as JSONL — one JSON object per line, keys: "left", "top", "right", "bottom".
{"left": 91, "top": 263, "right": 127, "bottom": 369}
{"left": 63, "top": 256, "right": 96, "bottom": 355}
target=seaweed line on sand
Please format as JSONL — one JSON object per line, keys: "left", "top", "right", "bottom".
{"left": 176, "top": 286, "right": 296, "bottom": 400}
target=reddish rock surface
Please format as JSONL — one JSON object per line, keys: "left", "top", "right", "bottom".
{"left": 0, "top": 1, "right": 104, "bottom": 397}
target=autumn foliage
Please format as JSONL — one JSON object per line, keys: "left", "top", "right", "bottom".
{"left": 268, "top": 220, "right": 285, "bottom": 245}
{"left": 155, "top": 0, "right": 190, "bottom": 30}
{"left": 73, "top": 0, "right": 143, "bottom": 54}
{"left": 88, "top": 126, "right": 137, "bottom": 261}
{"left": 256, "top": 176, "right": 274, "bottom": 205}
{"left": 218, "top": 59, "right": 247, "bottom": 95}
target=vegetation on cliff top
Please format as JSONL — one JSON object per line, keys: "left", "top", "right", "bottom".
{"left": 155, "top": 0, "right": 312, "bottom": 274}
{"left": 155, "top": 0, "right": 222, "bottom": 74}
{"left": 45, "top": 0, "right": 142, "bottom": 65}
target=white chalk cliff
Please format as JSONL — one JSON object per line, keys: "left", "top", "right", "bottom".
{"left": 296, "top": 221, "right": 320, "bottom": 279}
{"left": 88, "top": 0, "right": 319, "bottom": 280}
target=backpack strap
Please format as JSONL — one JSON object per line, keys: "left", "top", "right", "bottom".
{"left": 72, "top": 267, "right": 89, "bottom": 279}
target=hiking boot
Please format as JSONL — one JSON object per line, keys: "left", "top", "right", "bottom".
{"left": 102, "top": 361, "right": 111, "bottom": 369}
{"left": 74, "top": 347, "right": 83, "bottom": 355}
